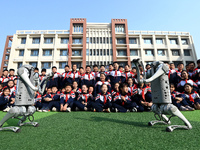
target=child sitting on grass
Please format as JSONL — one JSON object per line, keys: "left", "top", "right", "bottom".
{"left": 182, "top": 83, "right": 200, "bottom": 110}
{"left": 170, "top": 83, "right": 194, "bottom": 111}
{"left": 74, "top": 84, "right": 93, "bottom": 111}
{"left": 72, "top": 81, "right": 82, "bottom": 100}
{"left": 93, "top": 84, "right": 112, "bottom": 112}
{"left": 0, "top": 83, "right": 3, "bottom": 95}
{"left": 111, "top": 82, "right": 120, "bottom": 98}
{"left": 0, "top": 88, "right": 15, "bottom": 112}
{"left": 60, "top": 84, "right": 75, "bottom": 112}
{"left": 127, "top": 77, "right": 138, "bottom": 96}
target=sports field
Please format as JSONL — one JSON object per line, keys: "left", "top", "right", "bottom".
{"left": 0, "top": 111, "right": 200, "bottom": 150}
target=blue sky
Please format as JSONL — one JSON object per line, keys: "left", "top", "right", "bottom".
{"left": 0, "top": 0, "right": 199, "bottom": 64}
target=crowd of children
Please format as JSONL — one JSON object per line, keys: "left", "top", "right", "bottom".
{"left": 0, "top": 59, "right": 200, "bottom": 113}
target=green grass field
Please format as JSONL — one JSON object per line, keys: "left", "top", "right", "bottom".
{"left": 0, "top": 111, "right": 200, "bottom": 150}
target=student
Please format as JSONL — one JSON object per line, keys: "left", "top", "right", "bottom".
{"left": 182, "top": 83, "right": 200, "bottom": 110}
{"left": 40, "top": 86, "right": 61, "bottom": 112}
{"left": 34, "top": 91, "right": 43, "bottom": 111}
{"left": 170, "top": 83, "right": 194, "bottom": 111}
{"left": 79, "top": 67, "right": 85, "bottom": 77}
{"left": 14, "top": 78, "right": 18, "bottom": 87}
{"left": 124, "top": 64, "right": 136, "bottom": 82}
{"left": 177, "top": 62, "right": 184, "bottom": 82}
{"left": 111, "top": 82, "right": 120, "bottom": 98}
{"left": 72, "top": 81, "right": 82, "bottom": 100}
{"left": 60, "top": 84, "right": 75, "bottom": 112}
{"left": 4, "top": 80, "right": 16, "bottom": 96}
{"left": 61, "top": 65, "right": 70, "bottom": 88}
{"left": 131, "top": 67, "right": 137, "bottom": 75}
{"left": 187, "top": 62, "right": 195, "bottom": 79}
{"left": 67, "top": 64, "right": 81, "bottom": 85}
{"left": 47, "top": 66, "right": 61, "bottom": 89}
{"left": 94, "top": 73, "right": 111, "bottom": 97}
{"left": 132, "top": 81, "right": 152, "bottom": 112}
{"left": 192, "top": 59, "right": 200, "bottom": 81}
{"left": 195, "top": 72, "right": 200, "bottom": 94}
{"left": 88, "top": 85, "right": 94, "bottom": 96}
{"left": 74, "top": 84, "right": 93, "bottom": 111}
{"left": 39, "top": 68, "right": 46, "bottom": 81}
{"left": 8, "top": 69, "right": 17, "bottom": 81}
{"left": 112, "top": 83, "right": 138, "bottom": 112}
{"left": 34, "top": 67, "right": 39, "bottom": 73}
{"left": 81, "top": 65, "right": 95, "bottom": 87}
{"left": 177, "top": 70, "right": 198, "bottom": 93}
{"left": 0, "top": 88, "right": 15, "bottom": 112}
{"left": 0, "top": 83, "right": 3, "bottom": 95}
{"left": 96, "top": 65, "right": 107, "bottom": 82}
{"left": 107, "top": 62, "right": 125, "bottom": 89}
{"left": 168, "top": 63, "right": 178, "bottom": 84}
{"left": 93, "top": 84, "right": 112, "bottom": 112}
{"left": 119, "top": 66, "right": 124, "bottom": 72}
{"left": 127, "top": 77, "right": 138, "bottom": 96}
{"left": 92, "top": 65, "right": 99, "bottom": 80}
{"left": 0, "top": 69, "right": 9, "bottom": 87}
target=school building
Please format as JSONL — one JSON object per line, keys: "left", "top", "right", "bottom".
{"left": 0, "top": 18, "right": 197, "bottom": 73}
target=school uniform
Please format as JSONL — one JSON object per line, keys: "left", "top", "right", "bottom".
{"left": 177, "top": 79, "right": 198, "bottom": 93}
{"left": 112, "top": 93, "right": 138, "bottom": 112}
{"left": 60, "top": 91, "right": 75, "bottom": 109}
{"left": 74, "top": 93, "right": 94, "bottom": 111}
{"left": 171, "top": 91, "right": 188, "bottom": 109}
{"left": 195, "top": 79, "right": 200, "bottom": 94}
{"left": 94, "top": 81, "right": 111, "bottom": 97}
{"left": 67, "top": 71, "right": 81, "bottom": 85}
{"left": 128, "top": 84, "right": 138, "bottom": 96}
{"left": 81, "top": 72, "right": 96, "bottom": 87}
{"left": 34, "top": 92, "right": 43, "bottom": 109}
{"left": 73, "top": 88, "right": 82, "bottom": 101}
{"left": 39, "top": 75, "right": 46, "bottom": 89}
{"left": 107, "top": 70, "right": 126, "bottom": 89}
{"left": 0, "top": 76, "right": 9, "bottom": 87}
{"left": 92, "top": 71, "right": 99, "bottom": 81}
{"left": 168, "top": 69, "right": 178, "bottom": 85}
{"left": 3, "top": 86, "right": 16, "bottom": 96}
{"left": 0, "top": 94, "right": 15, "bottom": 110}
{"left": 192, "top": 67, "right": 200, "bottom": 81}
{"left": 132, "top": 85, "right": 152, "bottom": 112}
{"left": 95, "top": 71, "right": 108, "bottom": 82}
{"left": 47, "top": 72, "right": 61, "bottom": 89}
{"left": 188, "top": 70, "right": 194, "bottom": 79}
{"left": 93, "top": 92, "right": 112, "bottom": 112}
{"left": 42, "top": 91, "right": 61, "bottom": 110}
{"left": 124, "top": 71, "right": 136, "bottom": 82}
{"left": 182, "top": 91, "right": 200, "bottom": 107}
{"left": 8, "top": 75, "right": 17, "bottom": 81}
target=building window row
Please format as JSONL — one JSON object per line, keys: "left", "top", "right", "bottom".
{"left": 73, "top": 24, "right": 83, "bottom": 33}
{"left": 142, "top": 38, "right": 189, "bottom": 45}
{"left": 89, "top": 61, "right": 112, "bottom": 66}
{"left": 115, "top": 24, "right": 125, "bottom": 33}
{"left": 88, "top": 37, "right": 112, "bottom": 44}
{"left": 88, "top": 49, "right": 112, "bottom": 56}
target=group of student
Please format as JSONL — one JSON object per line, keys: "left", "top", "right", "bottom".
{"left": 0, "top": 59, "right": 200, "bottom": 113}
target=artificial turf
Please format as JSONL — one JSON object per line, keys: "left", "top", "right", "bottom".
{"left": 0, "top": 111, "right": 200, "bottom": 150}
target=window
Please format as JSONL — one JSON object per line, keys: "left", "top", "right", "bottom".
{"left": 107, "top": 37, "right": 109, "bottom": 44}
{"left": 115, "top": 24, "right": 125, "bottom": 33}
{"left": 97, "top": 37, "right": 99, "bottom": 43}
{"left": 104, "top": 49, "right": 106, "bottom": 56}
{"left": 17, "top": 62, "right": 22, "bottom": 68}
{"left": 31, "top": 50, "right": 39, "bottom": 56}
{"left": 32, "top": 38, "right": 40, "bottom": 44}
{"left": 21, "top": 38, "right": 26, "bottom": 44}
{"left": 5, "top": 55, "right": 9, "bottom": 60}
{"left": 117, "top": 50, "right": 127, "bottom": 56}
{"left": 184, "top": 49, "right": 190, "bottom": 56}
{"left": 110, "top": 37, "right": 112, "bottom": 44}
{"left": 59, "top": 62, "right": 67, "bottom": 69}
{"left": 145, "top": 50, "right": 154, "bottom": 56}
{"left": 19, "top": 50, "right": 24, "bottom": 56}
{"left": 107, "top": 49, "right": 109, "bottom": 55}
{"left": 41, "top": 62, "right": 51, "bottom": 69}
{"left": 97, "top": 49, "right": 99, "bottom": 56}
{"left": 100, "top": 49, "right": 103, "bottom": 56}
{"left": 72, "top": 50, "right": 82, "bottom": 56}
{"left": 73, "top": 24, "right": 83, "bottom": 33}
{"left": 129, "top": 38, "right": 137, "bottom": 44}
{"left": 72, "top": 62, "right": 81, "bottom": 68}
{"left": 182, "top": 39, "right": 188, "bottom": 45}
{"left": 6, "top": 49, "right": 10, "bottom": 54}
{"left": 100, "top": 37, "right": 102, "bottom": 44}
{"left": 61, "top": 38, "right": 69, "bottom": 44}
{"left": 103, "top": 37, "right": 105, "bottom": 44}
{"left": 44, "top": 38, "right": 53, "bottom": 44}
{"left": 144, "top": 38, "right": 152, "bottom": 44}
{"left": 4, "top": 61, "right": 8, "bottom": 66}
{"left": 93, "top": 37, "right": 96, "bottom": 44}
{"left": 43, "top": 50, "right": 52, "bottom": 56}
{"left": 110, "top": 49, "right": 113, "bottom": 55}
{"left": 29, "top": 62, "right": 37, "bottom": 68}
{"left": 73, "top": 38, "right": 82, "bottom": 44}
{"left": 170, "top": 39, "right": 178, "bottom": 44}
{"left": 117, "top": 38, "right": 126, "bottom": 44}
{"left": 90, "top": 49, "right": 92, "bottom": 56}
{"left": 171, "top": 50, "right": 180, "bottom": 56}
{"left": 8, "top": 40, "right": 12, "bottom": 47}
{"left": 60, "top": 50, "right": 68, "bottom": 56}
{"left": 156, "top": 38, "right": 163, "bottom": 44}
{"left": 118, "top": 62, "right": 127, "bottom": 67}
{"left": 130, "top": 50, "right": 138, "bottom": 56}
{"left": 90, "top": 62, "right": 92, "bottom": 66}
{"left": 90, "top": 37, "right": 92, "bottom": 44}
{"left": 93, "top": 49, "right": 96, "bottom": 55}
{"left": 157, "top": 50, "right": 165, "bottom": 56}
{"left": 86, "top": 37, "right": 89, "bottom": 43}
{"left": 86, "top": 61, "right": 89, "bottom": 65}
{"left": 86, "top": 49, "right": 89, "bottom": 56}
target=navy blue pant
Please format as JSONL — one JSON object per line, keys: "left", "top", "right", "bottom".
{"left": 61, "top": 99, "right": 74, "bottom": 108}
{"left": 0, "top": 100, "right": 8, "bottom": 110}
{"left": 35, "top": 101, "right": 43, "bottom": 109}
{"left": 186, "top": 98, "right": 200, "bottom": 107}
{"left": 48, "top": 101, "right": 60, "bottom": 111}
{"left": 133, "top": 93, "right": 152, "bottom": 112}
{"left": 74, "top": 101, "right": 94, "bottom": 111}
{"left": 92, "top": 100, "right": 112, "bottom": 112}
{"left": 112, "top": 100, "right": 137, "bottom": 112}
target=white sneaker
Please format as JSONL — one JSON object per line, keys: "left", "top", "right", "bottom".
{"left": 52, "top": 107, "right": 57, "bottom": 112}
{"left": 3, "top": 107, "right": 10, "bottom": 112}
{"left": 66, "top": 107, "right": 71, "bottom": 112}
{"left": 115, "top": 108, "right": 118, "bottom": 112}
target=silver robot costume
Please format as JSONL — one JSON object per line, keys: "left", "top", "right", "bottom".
{"left": 132, "top": 58, "right": 192, "bottom": 132}
{"left": 0, "top": 65, "right": 53, "bottom": 133}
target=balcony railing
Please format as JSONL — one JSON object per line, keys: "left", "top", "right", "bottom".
{"left": 16, "top": 30, "right": 70, "bottom": 34}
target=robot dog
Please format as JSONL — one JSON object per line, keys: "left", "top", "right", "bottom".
{"left": 0, "top": 65, "right": 53, "bottom": 132}
{"left": 132, "top": 59, "right": 192, "bottom": 132}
